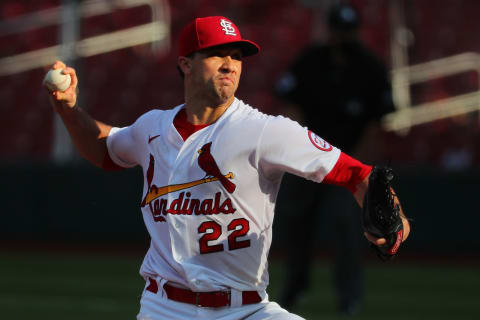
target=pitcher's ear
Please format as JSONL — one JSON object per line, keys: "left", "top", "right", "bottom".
{"left": 178, "top": 56, "right": 193, "bottom": 76}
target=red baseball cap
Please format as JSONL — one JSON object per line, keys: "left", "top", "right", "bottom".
{"left": 179, "top": 16, "right": 260, "bottom": 57}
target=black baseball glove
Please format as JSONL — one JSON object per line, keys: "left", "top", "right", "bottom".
{"left": 362, "top": 165, "right": 404, "bottom": 261}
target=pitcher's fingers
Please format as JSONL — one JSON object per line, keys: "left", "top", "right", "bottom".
{"left": 52, "top": 60, "right": 66, "bottom": 70}
{"left": 401, "top": 217, "right": 410, "bottom": 241}
{"left": 47, "top": 90, "right": 57, "bottom": 101}
{"left": 55, "top": 90, "right": 69, "bottom": 100}
{"left": 63, "top": 67, "right": 78, "bottom": 88}
{"left": 364, "top": 232, "right": 387, "bottom": 246}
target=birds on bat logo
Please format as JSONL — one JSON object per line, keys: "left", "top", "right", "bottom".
{"left": 197, "top": 142, "right": 236, "bottom": 193}
{"left": 140, "top": 142, "right": 237, "bottom": 222}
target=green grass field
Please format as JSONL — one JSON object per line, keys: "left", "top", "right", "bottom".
{"left": 1, "top": 251, "right": 478, "bottom": 320}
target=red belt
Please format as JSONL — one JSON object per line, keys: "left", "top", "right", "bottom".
{"left": 146, "top": 277, "right": 261, "bottom": 308}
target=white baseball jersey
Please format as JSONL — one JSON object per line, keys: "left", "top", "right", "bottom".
{"left": 106, "top": 97, "right": 340, "bottom": 294}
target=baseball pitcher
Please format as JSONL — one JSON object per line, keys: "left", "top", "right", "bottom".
{"left": 45, "top": 16, "right": 410, "bottom": 320}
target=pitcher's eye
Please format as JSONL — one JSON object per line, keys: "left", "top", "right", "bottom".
{"left": 232, "top": 53, "right": 243, "bottom": 61}
{"left": 207, "top": 51, "right": 221, "bottom": 57}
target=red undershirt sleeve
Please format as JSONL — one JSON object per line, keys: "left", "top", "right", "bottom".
{"left": 322, "top": 152, "right": 372, "bottom": 193}
{"left": 102, "top": 152, "right": 124, "bottom": 171}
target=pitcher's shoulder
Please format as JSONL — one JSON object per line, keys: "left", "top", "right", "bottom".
{"left": 233, "top": 99, "right": 275, "bottom": 123}
{"left": 134, "top": 105, "right": 183, "bottom": 126}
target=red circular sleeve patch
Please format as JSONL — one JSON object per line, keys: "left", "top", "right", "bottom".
{"left": 308, "top": 130, "right": 332, "bottom": 152}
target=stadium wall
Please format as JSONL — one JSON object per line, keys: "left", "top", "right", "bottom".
{"left": 1, "top": 164, "right": 478, "bottom": 255}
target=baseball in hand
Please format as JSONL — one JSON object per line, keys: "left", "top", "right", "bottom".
{"left": 43, "top": 68, "right": 71, "bottom": 92}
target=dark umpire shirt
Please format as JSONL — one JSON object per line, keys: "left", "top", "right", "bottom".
{"left": 276, "top": 41, "right": 395, "bottom": 153}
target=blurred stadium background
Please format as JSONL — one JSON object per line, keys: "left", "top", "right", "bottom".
{"left": 1, "top": 0, "right": 479, "bottom": 319}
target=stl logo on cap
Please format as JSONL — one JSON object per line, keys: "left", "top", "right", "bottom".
{"left": 220, "top": 19, "right": 237, "bottom": 36}
{"left": 178, "top": 16, "right": 260, "bottom": 57}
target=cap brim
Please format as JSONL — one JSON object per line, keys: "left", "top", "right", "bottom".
{"left": 195, "top": 40, "right": 260, "bottom": 57}
{"left": 234, "top": 40, "right": 260, "bottom": 57}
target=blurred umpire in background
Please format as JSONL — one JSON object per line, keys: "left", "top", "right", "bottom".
{"left": 275, "top": 2, "right": 395, "bottom": 316}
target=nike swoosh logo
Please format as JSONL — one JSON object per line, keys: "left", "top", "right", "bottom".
{"left": 148, "top": 134, "right": 161, "bottom": 144}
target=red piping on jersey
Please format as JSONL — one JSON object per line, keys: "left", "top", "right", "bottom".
{"left": 102, "top": 152, "right": 124, "bottom": 171}
{"left": 174, "top": 108, "right": 211, "bottom": 141}
{"left": 323, "top": 152, "right": 372, "bottom": 193}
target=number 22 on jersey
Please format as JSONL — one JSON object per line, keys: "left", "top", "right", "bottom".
{"left": 198, "top": 218, "right": 251, "bottom": 254}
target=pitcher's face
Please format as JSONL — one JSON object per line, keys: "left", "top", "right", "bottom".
{"left": 189, "top": 44, "right": 243, "bottom": 105}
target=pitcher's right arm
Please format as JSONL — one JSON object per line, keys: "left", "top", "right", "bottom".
{"left": 45, "top": 61, "right": 114, "bottom": 168}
